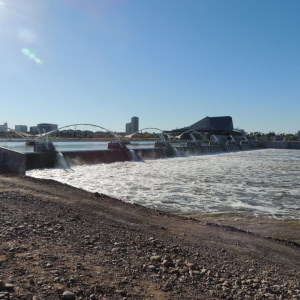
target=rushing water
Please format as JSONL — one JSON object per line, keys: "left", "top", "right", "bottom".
{"left": 27, "top": 149, "right": 300, "bottom": 221}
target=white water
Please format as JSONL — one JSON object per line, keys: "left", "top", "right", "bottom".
{"left": 129, "top": 150, "right": 140, "bottom": 162}
{"left": 27, "top": 149, "right": 300, "bottom": 220}
{"left": 55, "top": 152, "right": 70, "bottom": 169}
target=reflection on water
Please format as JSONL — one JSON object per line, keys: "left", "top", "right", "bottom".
{"left": 0, "top": 140, "right": 156, "bottom": 152}
{"left": 0, "top": 141, "right": 34, "bottom": 153}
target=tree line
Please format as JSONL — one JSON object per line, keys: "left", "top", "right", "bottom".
{"left": 248, "top": 131, "right": 300, "bottom": 141}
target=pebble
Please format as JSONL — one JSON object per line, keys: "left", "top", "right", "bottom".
{"left": 186, "top": 262, "right": 196, "bottom": 270}
{"left": 4, "top": 284, "right": 14, "bottom": 292}
{"left": 150, "top": 255, "right": 162, "bottom": 262}
{"left": 62, "top": 291, "right": 76, "bottom": 300}
{"left": 0, "top": 292, "right": 10, "bottom": 300}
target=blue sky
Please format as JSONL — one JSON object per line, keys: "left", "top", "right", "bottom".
{"left": 0, "top": 0, "right": 299, "bottom": 134}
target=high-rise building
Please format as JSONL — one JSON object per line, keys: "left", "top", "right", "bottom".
{"left": 15, "top": 125, "right": 28, "bottom": 133}
{"left": 131, "top": 116, "right": 139, "bottom": 133}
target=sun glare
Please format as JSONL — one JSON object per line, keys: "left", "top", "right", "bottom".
{"left": 0, "top": 1, "right": 5, "bottom": 18}
{"left": 0, "top": 0, "right": 45, "bottom": 69}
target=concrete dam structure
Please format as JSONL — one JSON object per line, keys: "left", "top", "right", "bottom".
{"left": 0, "top": 138, "right": 266, "bottom": 176}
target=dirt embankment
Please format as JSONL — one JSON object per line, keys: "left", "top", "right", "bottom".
{"left": 0, "top": 174, "right": 299, "bottom": 299}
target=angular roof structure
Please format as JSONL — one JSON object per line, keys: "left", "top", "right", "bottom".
{"left": 166, "top": 116, "right": 237, "bottom": 135}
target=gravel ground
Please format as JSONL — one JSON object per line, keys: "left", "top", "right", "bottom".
{"left": 0, "top": 174, "right": 299, "bottom": 299}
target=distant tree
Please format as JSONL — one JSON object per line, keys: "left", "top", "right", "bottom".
{"left": 252, "top": 132, "right": 263, "bottom": 138}
{"left": 266, "top": 131, "right": 275, "bottom": 137}
{"left": 285, "top": 134, "right": 295, "bottom": 141}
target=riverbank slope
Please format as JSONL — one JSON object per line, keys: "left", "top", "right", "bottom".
{"left": 0, "top": 174, "right": 299, "bottom": 299}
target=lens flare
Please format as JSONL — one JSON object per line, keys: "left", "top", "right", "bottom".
{"left": 22, "top": 48, "right": 30, "bottom": 55}
{"left": 21, "top": 48, "right": 42, "bottom": 65}
{"left": 35, "top": 58, "right": 42, "bottom": 64}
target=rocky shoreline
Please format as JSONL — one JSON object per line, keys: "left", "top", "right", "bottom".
{"left": 0, "top": 174, "right": 299, "bottom": 299}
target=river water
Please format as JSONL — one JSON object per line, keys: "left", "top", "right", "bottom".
{"left": 0, "top": 140, "right": 155, "bottom": 152}
{"left": 26, "top": 149, "right": 300, "bottom": 221}
{"left": 2, "top": 139, "right": 299, "bottom": 241}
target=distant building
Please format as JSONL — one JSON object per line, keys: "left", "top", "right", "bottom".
{"left": 37, "top": 123, "right": 58, "bottom": 133}
{"left": 131, "top": 116, "right": 139, "bottom": 133}
{"left": 0, "top": 122, "right": 8, "bottom": 133}
{"left": 271, "top": 136, "right": 284, "bottom": 141}
{"left": 126, "top": 123, "right": 132, "bottom": 135}
{"left": 125, "top": 117, "right": 139, "bottom": 134}
{"left": 30, "top": 126, "right": 38, "bottom": 135}
{"left": 15, "top": 125, "right": 28, "bottom": 133}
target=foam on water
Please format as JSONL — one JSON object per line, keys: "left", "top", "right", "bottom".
{"left": 27, "top": 149, "right": 300, "bottom": 220}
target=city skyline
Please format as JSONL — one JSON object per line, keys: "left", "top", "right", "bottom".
{"left": 1, "top": 0, "right": 299, "bottom": 134}
{"left": 1, "top": 118, "right": 299, "bottom": 136}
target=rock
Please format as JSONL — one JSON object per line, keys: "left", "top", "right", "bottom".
{"left": 116, "top": 289, "right": 127, "bottom": 297}
{"left": 162, "top": 256, "right": 174, "bottom": 268}
{"left": 200, "top": 268, "right": 207, "bottom": 275}
{"left": 0, "top": 281, "right": 4, "bottom": 291}
{"left": 0, "top": 292, "right": 10, "bottom": 300}
{"left": 4, "top": 284, "right": 14, "bottom": 292}
{"left": 178, "top": 268, "right": 188, "bottom": 274}
{"left": 150, "top": 255, "right": 162, "bottom": 262}
{"left": 169, "top": 268, "right": 179, "bottom": 275}
{"left": 162, "top": 259, "right": 174, "bottom": 268}
{"left": 163, "top": 256, "right": 173, "bottom": 262}
{"left": 186, "top": 262, "right": 196, "bottom": 270}
{"left": 62, "top": 291, "right": 76, "bottom": 300}
{"left": 148, "top": 265, "right": 156, "bottom": 271}
{"left": 175, "top": 258, "right": 184, "bottom": 267}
